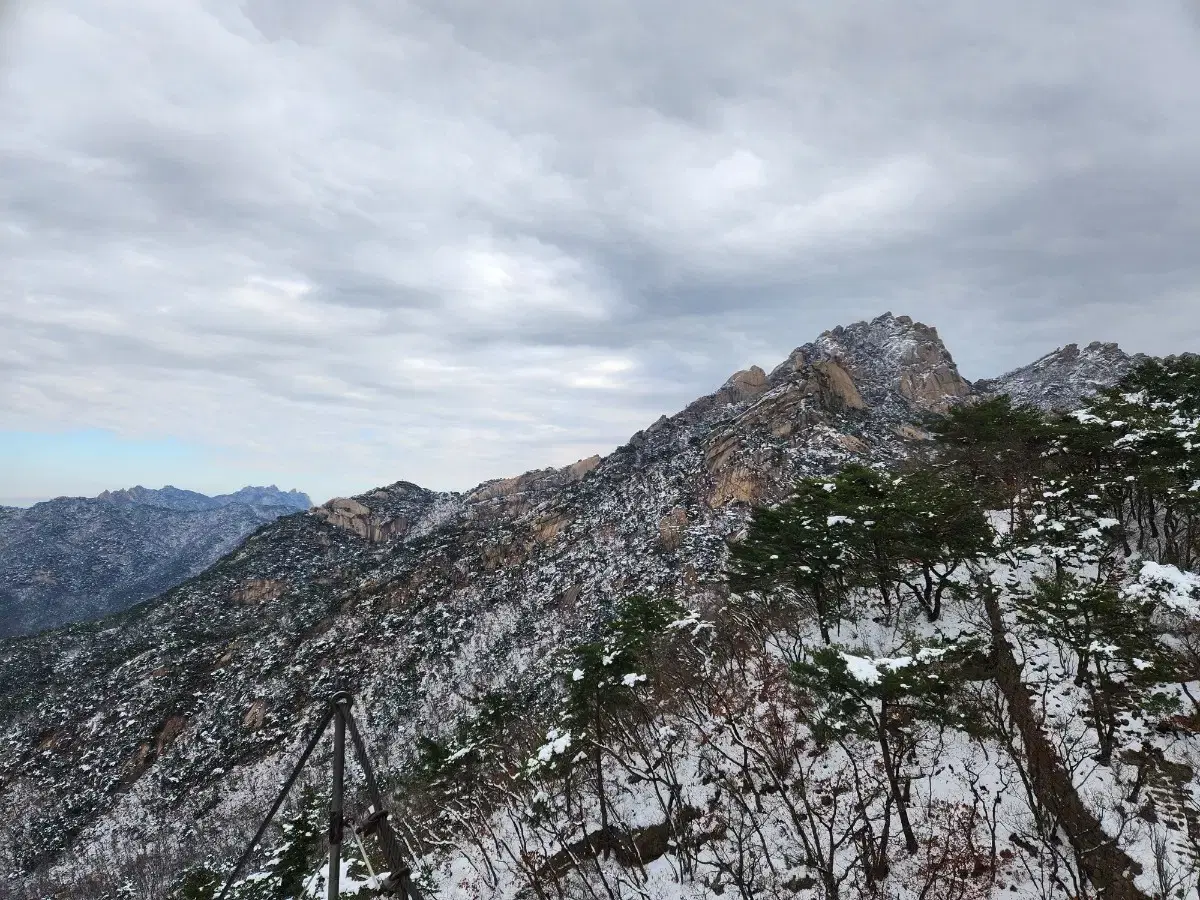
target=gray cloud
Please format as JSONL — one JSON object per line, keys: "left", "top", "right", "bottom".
{"left": 2, "top": 0, "right": 1199, "bottom": 503}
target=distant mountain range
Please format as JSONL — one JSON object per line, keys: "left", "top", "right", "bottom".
{"left": 0, "top": 485, "right": 310, "bottom": 638}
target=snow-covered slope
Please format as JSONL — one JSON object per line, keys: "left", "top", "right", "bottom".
{"left": 973, "top": 341, "right": 1148, "bottom": 412}
{"left": 0, "top": 485, "right": 311, "bottom": 637}
{"left": 0, "top": 314, "right": 1164, "bottom": 899}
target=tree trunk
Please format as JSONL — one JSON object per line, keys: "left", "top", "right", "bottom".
{"left": 980, "top": 581, "right": 1152, "bottom": 900}
{"left": 594, "top": 706, "right": 610, "bottom": 859}
{"left": 875, "top": 711, "right": 918, "bottom": 855}
{"left": 813, "top": 583, "right": 832, "bottom": 645}
{"left": 873, "top": 537, "right": 892, "bottom": 610}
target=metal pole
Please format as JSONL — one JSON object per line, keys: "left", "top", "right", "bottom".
{"left": 328, "top": 698, "right": 347, "bottom": 900}
{"left": 215, "top": 704, "right": 337, "bottom": 900}
{"left": 344, "top": 707, "right": 426, "bottom": 900}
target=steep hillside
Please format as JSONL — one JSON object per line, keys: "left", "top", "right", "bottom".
{"left": 0, "top": 315, "right": 1159, "bottom": 899}
{"left": 0, "top": 485, "right": 311, "bottom": 637}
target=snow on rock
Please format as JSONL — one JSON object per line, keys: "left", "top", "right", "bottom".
{"left": 975, "top": 340, "right": 1145, "bottom": 412}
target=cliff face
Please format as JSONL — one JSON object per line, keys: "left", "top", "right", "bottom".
{"left": 0, "top": 314, "right": 1137, "bottom": 886}
{"left": 0, "top": 485, "right": 310, "bottom": 637}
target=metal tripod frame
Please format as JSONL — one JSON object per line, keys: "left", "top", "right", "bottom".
{"left": 215, "top": 692, "right": 425, "bottom": 900}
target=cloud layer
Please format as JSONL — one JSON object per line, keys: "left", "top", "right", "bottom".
{"left": 3, "top": 0, "right": 1199, "bottom": 503}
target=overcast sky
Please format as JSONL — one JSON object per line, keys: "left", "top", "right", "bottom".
{"left": 2, "top": 1, "right": 1199, "bottom": 506}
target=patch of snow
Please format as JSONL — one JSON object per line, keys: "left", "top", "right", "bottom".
{"left": 839, "top": 652, "right": 881, "bottom": 684}
{"left": 1128, "top": 561, "right": 1200, "bottom": 618}
{"left": 534, "top": 728, "right": 572, "bottom": 764}
{"left": 303, "top": 857, "right": 389, "bottom": 897}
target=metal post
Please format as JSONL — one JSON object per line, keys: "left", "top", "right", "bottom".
{"left": 215, "top": 704, "right": 337, "bottom": 900}
{"left": 344, "top": 709, "right": 426, "bottom": 900}
{"left": 328, "top": 697, "right": 347, "bottom": 900}
{"left": 218, "top": 690, "right": 419, "bottom": 900}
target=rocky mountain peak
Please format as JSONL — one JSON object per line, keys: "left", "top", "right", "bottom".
{"left": 797, "top": 311, "right": 972, "bottom": 412}
{"left": 626, "top": 314, "right": 974, "bottom": 512}
{"left": 974, "top": 339, "right": 1147, "bottom": 411}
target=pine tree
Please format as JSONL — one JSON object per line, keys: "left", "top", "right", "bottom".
{"left": 889, "top": 469, "right": 992, "bottom": 621}
{"left": 526, "top": 594, "right": 687, "bottom": 851}
{"left": 1014, "top": 473, "right": 1123, "bottom": 583}
{"left": 791, "top": 640, "right": 979, "bottom": 855}
{"left": 930, "top": 395, "right": 1052, "bottom": 523}
{"left": 1014, "top": 573, "right": 1175, "bottom": 764}
{"left": 274, "top": 791, "right": 323, "bottom": 899}
{"left": 1047, "top": 355, "right": 1200, "bottom": 567}
{"left": 228, "top": 788, "right": 323, "bottom": 900}
{"left": 818, "top": 464, "right": 906, "bottom": 612}
{"left": 730, "top": 466, "right": 991, "bottom": 632}
{"left": 728, "top": 476, "right": 863, "bottom": 643}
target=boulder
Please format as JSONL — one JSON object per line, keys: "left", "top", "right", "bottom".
{"left": 719, "top": 365, "right": 770, "bottom": 404}
{"left": 230, "top": 578, "right": 286, "bottom": 605}
{"left": 813, "top": 360, "right": 867, "bottom": 410}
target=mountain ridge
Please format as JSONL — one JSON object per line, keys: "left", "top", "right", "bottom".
{"left": 0, "top": 313, "right": 1152, "bottom": 895}
{"left": 0, "top": 485, "right": 312, "bottom": 638}
{"left": 94, "top": 484, "right": 310, "bottom": 512}
{"left": 972, "top": 339, "right": 1144, "bottom": 410}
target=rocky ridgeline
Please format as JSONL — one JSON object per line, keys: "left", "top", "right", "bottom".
{"left": 974, "top": 340, "right": 1144, "bottom": 411}
{"left": 0, "top": 314, "right": 1136, "bottom": 884}
{"left": 0, "top": 485, "right": 311, "bottom": 638}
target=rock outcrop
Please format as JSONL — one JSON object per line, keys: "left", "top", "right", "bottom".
{"left": 309, "top": 498, "right": 404, "bottom": 543}
{"left": 717, "top": 365, "right": 770, "bottom": 404}
{"left": 229, "top": 578, "right": 287, "bottom": 606}
{"left": 812, "top": 359, "right": 867, "bottom": 410}
{"left": 309, "top": 482, "right": 453, "bottom": 543}
{"left": 975, "top": 340, "right": 1148, "bottom": 412}
{"left": 800, "top": 313, "right": 972, "bottom": 412}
